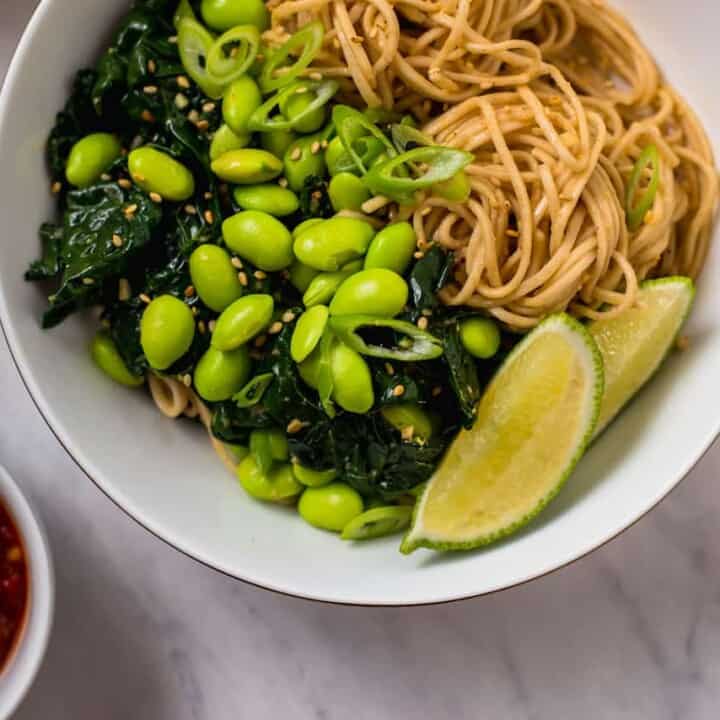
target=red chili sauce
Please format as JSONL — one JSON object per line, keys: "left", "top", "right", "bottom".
{"left": 0, "top": 501, "right": 27, "bottom": 669}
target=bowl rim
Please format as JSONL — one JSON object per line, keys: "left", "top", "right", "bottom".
{"left": 0, "top": 465, "right": 54, "bottom": 719}
{"left": 1, "top": 0, "right": 719, "bottom": 607}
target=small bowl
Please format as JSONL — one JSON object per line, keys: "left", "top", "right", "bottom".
{"left": 0, "top": 466, "right": 54, "bottom": 718}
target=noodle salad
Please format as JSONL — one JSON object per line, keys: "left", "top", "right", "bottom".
{"left": 27, "top": 0, "right": 718, "bottom": 549}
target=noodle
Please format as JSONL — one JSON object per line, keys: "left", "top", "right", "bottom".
{"left": 267, "top": 0, "right": 718, "bottom": 330}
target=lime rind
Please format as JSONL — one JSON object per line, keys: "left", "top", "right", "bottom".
{"left": 592, "top": 276, "right": 694, "bottom": 437}
{"left": 400, "top": 313, "right": 604, "bottom": 554}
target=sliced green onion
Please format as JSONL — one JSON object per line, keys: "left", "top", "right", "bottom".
{"left": 259, "top": 21, "right": 324, "bottom": 93}
{"left": 341, "top": 506, "right": 412, "bottom": 540}
{"left": 177, "top": 18, "right": 225, "bottom": 99}
{"left": 364, "top": 146, "right": 474, "bottom": 203}
{"left": 249, "top": 80, "right": 339, "bottom": 132}
{"left": 233, "top": 373, "right": 274, "bottom": 408}
{"left": 332, "top": 137, "right": 388, "bottom": 176}
{"left": 329, "top": 315, "right": 444, "bottom": 361}
{"left": 317, "top": 330, "right": 336, "bottom": 418}
{"left": 332, "top": 105, "right": 396, "bottom": 174}
{"left": 206, "top": 25, "right": 261, "bottom": 85}
{"left": 173, "top": 0, "right": 196, "bottom": 29}
{"left": 390, "top": 123, "right": 432, "bottom": 153}
{"left": 249, "top": 430, "right": 273, "bottom": 474}
{"left": 626, "top": 144, "right": 660, "bottom": 232}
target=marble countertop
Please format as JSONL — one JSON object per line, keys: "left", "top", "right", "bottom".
{"left": 2, "top": 4, "right": 720, "bottom": 718}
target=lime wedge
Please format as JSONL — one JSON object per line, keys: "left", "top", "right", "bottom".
{"left": 590, "top": 277, "right": 695, "bottom": 436}
{"left": 401, "top": 314, "right": 603, "bottom": 553}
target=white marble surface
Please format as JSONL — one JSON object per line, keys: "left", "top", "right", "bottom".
{"left": 2, "top": 3, "right": 720, "bottom": 718}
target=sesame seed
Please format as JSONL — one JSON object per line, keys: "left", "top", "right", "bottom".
{"left": 132, "top": 172, "right": 146, "bottom": 183}
{"left": 118, "top": 278, "right": 131, "bottom": 301}
{"left": 184, "top": 204, "right": 197, "bottom": 215}
{"left": 432, "top": 386, "right": 442, "bottom": 397}
{"left": 208, "top": 320, "right": 217, "bottom": 333}
{"left": 286, "top": 418, "right": 306, "bottom": 434}
{"left": 320, "top": 139, "right": 328, "bottom": 149}
{"left": 187, "top": 109, "right": 200, "bottom": 124}
{"left": 112, "top": 233, "right": 123, "bottom": 248}
{"left": 141, "top": 110, "right": 156, "bottom": 123}
{"left": 254, "top": 334, "right": 268, "bottom": 348}
{"left": 51, "top": 181, "right": 62, "bottom": 194}
{"left": 309, "top": 71, "right": 322, "bottom": 81}
{"left": 294, "top": 86, "right": 309, "bottom": 94}
{"left": 169, "top": 35, "right": 178, "bottom": 43}
{"left": 290, "top": 147, "right": 302, "bottom": 161}
{"left": 413, "top": 251, "right": 425, "bottom": 259}
{"left": 310, "top": 141, "right": 321, "bottom": 154}
{"left": 238, "top": 272, "right": 249, "bottom": 286}
{"left": 184, "top": 285, "right": 195, "bottom": 298}
{"left": 392, "top": 384, "right": 405, "bottom": 397}
{"left": 191, "top": 306, "right": 199, "bottom": 316}
{"left": 149, "top": 192, "right": 163, "bottom": 203}
{"left": 198, "top": 320, "right": 206, "bottom": 334}
{"left": 268, "top": 321, "right": 284, "bottom": 335}
{"left": 174, "top": 93, "right": 189, "bottom": 110}
{"left": 100, "top": 173, "right": 112, "bottom": 181}
{"left": 281, "top": 311, "right": 296, "bottom": 323}
{"left": 139, "top": 293, "right": 151, "bottom": 304}
{"left": 254, "top": 270, "right": 267, "bottom": 280}
{"left": 278, "top": 177, "right": 288, "bottom": 188}
{"left": 143, "top": 85, "right": 159, "bottom": 94}
{"left": 196, "top": 119, "right": 210, "bottom": 132}
{"left": 231, "top": 257, "right": 243, "bottom": 269}
{"left": 182, "top": 373, "right": 192, "bottom": 387}
{"left": 202, "top": 102, "right": 216, "bottom": 113}
{"left": 147, "top": 59, "right": 157, "bottom": 74}
{"left": 417, "top": 316, "right": 429, "bottom": 330}
{"left": 124, "top": 203, "right": 138, "bottom": 217}
{"left": 421, "top": 309, "right": 433, "bottom": 316}
{"left": 400, "top": 425, "right": 415, "bottom": 441}
{"left": 385, "top": 362, "right": 395, "bottom": 375}
{"left": 204, "top": 192, "right": 213, "bottom": 200}
{"left": 204, "top": 210, "right": 215, "bottom": 224}
{"left": 177, "top": 75, "right": 190, "bottom": 89}
{"left": 82, "top": 277, "right": 95, "bottom": 286}
{"left": 118, "top": 178, "right": 132, "bottom": 189}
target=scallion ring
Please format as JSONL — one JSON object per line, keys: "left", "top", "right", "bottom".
{"left": 259, "top": 21, "right": 324, "bottom": 93}
{"left": 390, "top": 123, "right": 432, "bottom": 153}
{"left": 177, "top": 18, "right": 225, "bottom": 99}
{"left": 206, "top": 25, "right": 261, "bottom": 85}
{"left": 626, "top": 144, "right": 661, "bottom": 232}
{"left": 332, "top": 104, "right": 395, "bottom": 174}
{"left": 232, "top": 372, "right": 274, "bottom": 408}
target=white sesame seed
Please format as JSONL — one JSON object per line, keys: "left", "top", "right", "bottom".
{"left": 112, "top": 233, "right": 123, "bottom": 248}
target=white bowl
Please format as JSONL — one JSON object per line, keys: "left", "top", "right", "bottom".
{"left": 0, "top": 466, "right": 53, "bottom": 718}
{"left": 0, "top": 0, "right": 719, "bottom": 606}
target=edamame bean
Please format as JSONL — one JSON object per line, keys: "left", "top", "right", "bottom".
{"left": 210, "top": 124, "right": 249, "bottom": 162}
{"left": 262, "top": 128, "right": 296, "bottom": 159}
{"left": 298, "top": 346, "right": 321, "bottom": 389}
{"left": 250, "top": 428, "right": 289, "bottom": 473}
{"left": 201, "top": 0, "right": 269, "bottom": 31}
{"left": 459, "top": 316, "right": 501, "bottom": 359}
{"left": 288, "top": 260, "right": 319, "bottom": 293}
{"left": 90, "top": 331, "right": 143, "bottom": 387}
{"left": 211, "top": 148, "right": 283, "bottom": 184}
{"left": 302, "top": 261, "right": 362, "bottom": 307}
{"left": 140, "top": 295, "right": 195, "bottom": 370}
{"left": 193, "top": 345, "right": 251, "bottom": 401}
{"left": 330, "top": 342, "right": 374, "bottom": 413}
{"left": 381, "top": 403, "right": 434, "bottom": 441}
{"left": 128, "top": 147, "right": 195, "bottom": 201}
{"left": 329, "top": 269, "right": 408, "bottom": 317}
{"left": 292, "top": 218, "right": 323, "bottom": 238}
{"left": 294, "top": 217, "right": 375, "bottom": 271}
{"left": 222, "top": 210, "right": 293, "bottom": 270}
{"left": 364, "top": 222, "right": 416, "bottom": 274}
{"left": 298, "top": 483, "right": 364, "bottom": 532}
{"left": 237, "top": 457, "right": 302, "bottom": 502}
{"left": 292, "top": 463, "right": 337, "bottom": 487}
{"left": 281, "top": 92, "right": 326, "bottom": 134}
{"left": 223, "top": 76, "right": 262, "bottom": 136}
{"left": 328, "top": 172, "right": 370, "bottom": 212}
{"left": 66, "top": 133, "right": 122, "bottom": 188}
{"left": 211, "top": 294, "right": 274, "bottom": 350}
{"left": 290, "top": 305, "right": 329, "bottom": 362}
{"left": 233, "top": 184, "right": 299, "bottom": 217}
{"left": 434, "top": 170, "right": 471, "bottom": 203}
{"left": 284, "top": 134, "right": 327, "bottom": 192}
{"left": 189, "top": 244, "right": 243, "bottom": 312}
{"left": 324, "top": 137, "right": 347, "bottom": 177}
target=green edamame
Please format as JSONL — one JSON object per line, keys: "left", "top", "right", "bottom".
{"left": 329, "top": 269, "right": 408, "bottom": 317}
{"left": 250, "top": 428, "right": 289, "bottom": 473}
{"left": 330, "top": 342, "right": 374, "bottom": 413}
{"left": 211, "top": 294, "right": 274, "bottom": 350}
{"left": 341, "top": 506, "right": 412, "bottom": 540}
{"left": 298, "top": 346, "right": 321, "bottom": 389}
{"left": 298, "top": 483, "right": 364, "bottom": 532}
{"left": 237, "top": 457, "right": 302, "bottom": 502}
{"left": 292, "top": 463, "right": 337, "bottom": 487}
{"left": 381, "top": 403, "right": 435, "bottom": 441}
{"left": 189, "top": 244, "right": 243, "bottom": 312}
{"left": 302, "top": 261, "right": 362, "bottom": 307}
{"left": 281, "top": 92, "right": 326, "bottom": 134}
{"left": 90, "top": 331, "right": 143, "bottom": 387}
{"left": 283, "top": 134, "right": 327, "bottom": 192}
{"left": 193, "top": 345, "right": 251, "bottom": 402}
{"left": 66, "top": 133, "right": 122, "bottom": 188}
{"left": 288, "top": 260, "right": 319, "bottom": 293}
{"left": 459, "top": 316, "right": 501, "bottom": 359}
{"left": 290, "top": 305, "right": 329, "bottom": 362}
{"left": 140, "top": 295, "right": 195, "bottom": 370}
{"left": 211, "top": 148, "right": 284, "bottom": 184}
{"left": 364, "top": 222, "right": 416, "bottom": 274}
{"left": 324, "top": 137, "right": 347, "bottom": 177}
{"left": 201, "top": 0, "right": 269, "bottom": 31}
{"left": 292, "top": 218, "right": 323, "bottom": 238}
{"left": 262, "top": 128, "right": 297, "bottom": 159}
{"left": 210, "top": 124, "right": 249, "bottom": 162}
{"left": 328, "top": 172, "right": 371, "bottom": 212}
{"left": 223, "top": 76, "right": 262, "bottom": 136}
{"left": 222, "top": 210, "right": 294, "bottom": 270}
{"left": 128, "top": 147, "right": 195, "bottom": 201}
{"left": 293, "top": 217, "right": 375, "bottom": 271}
{"left": 233, "top": 184, "right": 299, "bottom": 217}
